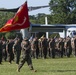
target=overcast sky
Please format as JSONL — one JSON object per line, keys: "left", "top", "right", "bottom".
{"left": 0, "top": 0, "right": 50, "bottom": 15}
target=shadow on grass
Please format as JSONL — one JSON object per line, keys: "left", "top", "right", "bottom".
{"left": 39, "top": 70, "right": 76, "bottom": 72}
{"left": 51, "top": 70, "right": 76, "bottom": 72}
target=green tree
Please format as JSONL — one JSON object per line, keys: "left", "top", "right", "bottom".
{"left": 29, "top": 15, "right": 36, "bottom": 23}
{"left": 49, "top": 0, "right": 76, "bottom": 24}
{"left": 29, "top": 13, "right": 47, "bottom": 24}
{"left": 0, "top": 11, "right": 14, "bottom": 28}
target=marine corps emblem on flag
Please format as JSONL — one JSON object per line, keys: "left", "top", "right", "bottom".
{"left": 0, "top": 1, "right": 30, "bottom": 32}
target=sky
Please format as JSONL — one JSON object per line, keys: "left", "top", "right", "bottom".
{"left": 0, "top": 0, "right": 50, "bottom": 15}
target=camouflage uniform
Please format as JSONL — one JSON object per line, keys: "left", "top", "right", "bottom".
{"left": 66, "top": 38, "right": 72, "bottom": 57}
{"left": 13, "top": 38, "right": 22, "bottom": 64}
{"left": 0, "top": 40, "right": 3, "bottom": 64}
{"left": 59, "top": 38, "right": 64, "bottom": 58}
{"left": 41, "top": 37, "right": 48, "bottom": 59}
{"left": 6, "top": 39, "right": 14, "bottom": 64}
{"left": 74, "top": 37, "right": 76, "bottom": 56}
{"left": 32, "top": 37, "right": 39, "bottom": 59}
{"left": 49, "top": 38, "right": 56, "bottom": 58}
{"left": 17, "top": 38, "right": 35, "bottom": 72}
{"left": 2, "top": 41, "right": 7, "bottom": 61}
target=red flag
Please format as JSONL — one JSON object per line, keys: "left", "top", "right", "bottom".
{"left": 0, "top": 1, "right": 30, "bottom": 32}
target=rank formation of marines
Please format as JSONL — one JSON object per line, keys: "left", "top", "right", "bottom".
{"left": 1, "top": 35, "right": 76, "bottom": 72}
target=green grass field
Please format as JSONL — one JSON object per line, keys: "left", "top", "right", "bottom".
{"left": 0, "top": 57, "right": 76, "bottom": 75}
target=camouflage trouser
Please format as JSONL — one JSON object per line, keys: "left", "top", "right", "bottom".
{"left": 42, "top": 47, "right": 47, "bottom": 59}
{"left": 0, "top": 53, "right": 2, "bottom": 63}
{"left": 8, "top": 52, "right": 14, "bottom": 63}
{"left": 18, "top": 54, "right": 34, "bottom": 70}
{"left": 15, "top": 51, "right": 21, "bottom": 64}
{"left": 66, "top": 47, "right": 72, "bottom": 57}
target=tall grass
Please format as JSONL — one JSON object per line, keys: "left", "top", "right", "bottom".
{"left": 0, "top": 57, "right": 76, "bottom": 75}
